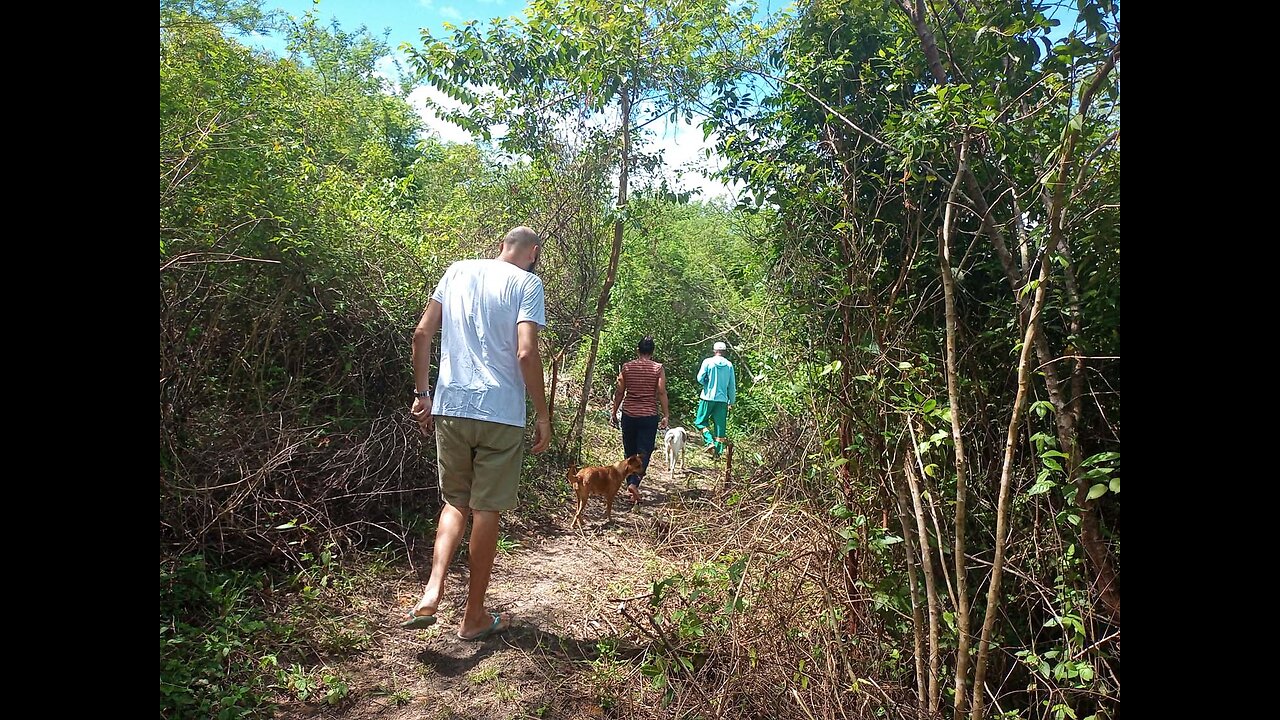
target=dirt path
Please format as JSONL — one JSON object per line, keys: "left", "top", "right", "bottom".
{"left": 276, "top": 447, "right": 722, "bottom": 720}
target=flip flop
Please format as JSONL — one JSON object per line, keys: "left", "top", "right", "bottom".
{"left": 400, "top": 609, "right": 438, "bottom": 630}
{"left": 457, "top": 612, "right": 511, "bottom": 642}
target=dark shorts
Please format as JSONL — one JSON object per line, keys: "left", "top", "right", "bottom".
{"left": 620, "top": 413, "right": 659, "bottom": 486}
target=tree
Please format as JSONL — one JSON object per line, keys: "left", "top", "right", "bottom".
{"left": 702, "top": 0, "right": 1120, "bottom": 716}
{"left": 404, "top": 0, "right": 756, "bottom": 459}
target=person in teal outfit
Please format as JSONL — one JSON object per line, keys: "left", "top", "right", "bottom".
{"left": 694, "top": 341, "right": 736, "bottom": 459}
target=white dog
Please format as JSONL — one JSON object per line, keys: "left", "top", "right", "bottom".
{"left": 663, "top": 426, "right": 687, "bottom": 477}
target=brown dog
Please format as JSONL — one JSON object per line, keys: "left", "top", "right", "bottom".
{"left": 567, "top": 454, "right": 644, "bottom": 528}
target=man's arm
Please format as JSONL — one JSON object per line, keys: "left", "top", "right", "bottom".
{"left": 410, "top": 300, "right": 442, "bottom": 435}
{"left": 610, "top": 370, "right": 625, "bottom": 428}
{"left": 518, "top": 320, "right": 552, "bottom": 453}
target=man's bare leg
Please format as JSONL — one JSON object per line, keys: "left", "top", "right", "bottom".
{"left": 411, "top": 502, "right": 468, "bottom": 617}
{"left": 458, "top": 509, "right": 512, "bottom": 638}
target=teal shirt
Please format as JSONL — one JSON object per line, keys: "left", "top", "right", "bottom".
{"left": 697, "top": 355, "right": 736, "bottom": 404}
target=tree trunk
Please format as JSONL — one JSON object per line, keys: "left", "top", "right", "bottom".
{"left": 958, "top": 59, "right": 1122, "bottom": 625}
{"left": 568, "top": 85, "right": 631, "bottom": 462}
{"left": 904, "top": 452, "right": 940, "bottom": 714}
{"left": 968, "top": 238, "right": 1050, "bottom": 720}
{"left": 893, "top": 464, "right": 929, "bottom": 715}
{"left": 547, "top": 349, "right": 563, "bottom": 421}
{"left": 940, "top": 138, "right": 974, "bottom": 720}
{"left": 899, "top": 0, "right": 948, "bottom": 84}
{"left": 722, "top": 440, "right": 734, "bottom": 493}
{"left": 1045, "top": 47, "right": 1122, "bottom": 622}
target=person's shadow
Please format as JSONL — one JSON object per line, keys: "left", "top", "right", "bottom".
{"left": 414, "top": 623, "right": 646, "bottom": 677}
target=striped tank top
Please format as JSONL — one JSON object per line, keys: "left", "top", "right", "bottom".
{"left": 620, "top": 358, "right": 662, "bottom": 417}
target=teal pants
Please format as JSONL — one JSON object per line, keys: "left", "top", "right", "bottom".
{"left": 694, "top": 400, "right": 728, "bottom": 456}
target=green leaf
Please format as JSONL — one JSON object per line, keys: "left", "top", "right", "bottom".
{"left": 1108, "top": 477, "right": 1120, "bottom": 493}
{"left": 1030, "top": 400, "right": 1054, "bottom": 417}
{"left": 1028, "top": 477, "right": 1055, "bottom": 496}
{"left": 1082, "top": 451, "right": 1119, "bottom": 466}
{"left": 1086, "top": 483, "right": 1107, "bottom": 500}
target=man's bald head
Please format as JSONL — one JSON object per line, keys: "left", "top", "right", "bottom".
{"left": 502, "top": 226, "right": 541, "bottom": 250}
{"left": 498, "top": 226, "right": 542, "bottom": 271}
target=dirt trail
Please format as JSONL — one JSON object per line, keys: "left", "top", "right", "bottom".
{"left": 277, "top": 446, "right": 722, "bottom": 720}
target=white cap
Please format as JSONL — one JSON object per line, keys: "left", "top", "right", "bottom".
{"left": 713, "top": 341, "right": 727, "bottom": 351}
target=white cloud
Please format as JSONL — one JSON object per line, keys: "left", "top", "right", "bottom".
{"left": 439, "top": 5, "right": 463, "bottom": 20}
{"left": 418, "top": 0, "right": 434, "bottom": 8}
{"left": 401, "top": 80, "right": 739, "bottom": 200}
{"left": 407, "top": 83, "right": 476, "bottom": 145}
{"left": 644, "top": 115, "right": 742, "bottom": 203}
{"left": 541, "top": 107, "right": 740, "bottom": 202}
{"left": 372, "top": 52, "right": 408, "bottom": 90}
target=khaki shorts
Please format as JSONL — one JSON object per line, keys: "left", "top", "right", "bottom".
{"left": 435, "top": 416, "right": 525, "bottom": 512}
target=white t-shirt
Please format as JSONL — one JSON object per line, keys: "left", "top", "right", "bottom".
{"left": 430, "top": 259, "right": 546, "bottom": 427}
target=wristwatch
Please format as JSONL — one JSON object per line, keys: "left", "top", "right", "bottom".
{"left": 413, "top": 389, "right": 431, "bottom": 398}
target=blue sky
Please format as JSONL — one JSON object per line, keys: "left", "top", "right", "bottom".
{"left": 242, "top": 0, "right": 745, "bottom": 199}
{"left": 237, "top": 0, "right": 1087, "bottom": 200}
{"left": 245, "top": 0, "right": 526, "bottom": 58}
